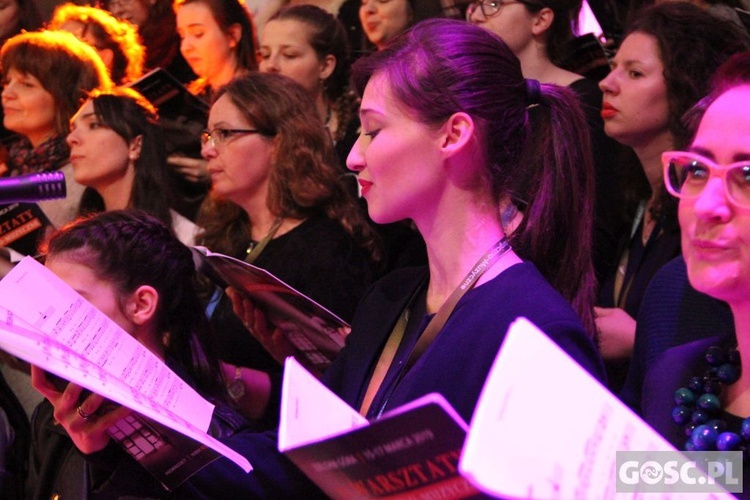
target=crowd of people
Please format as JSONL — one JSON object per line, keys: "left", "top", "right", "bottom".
{"left": 0, "top": 0, "right": 748, "bottom": 496}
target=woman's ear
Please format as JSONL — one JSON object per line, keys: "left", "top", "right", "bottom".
{"left": 125, "top": 284, "right": 158, "bottom": 326}
{"left": 227, "top": 23, "right": 242, "bottom": 49}
{"left": 129, "top": 135, "right": 143, "bottom": 162}
{"left": 439, "top": 111, "right": 475, "bottom": 158}
{"left": 531, "top": 7, "right": 554, "bottom": 36}
{"left": 319, "top": 54, "right": 336, "bottom": 82}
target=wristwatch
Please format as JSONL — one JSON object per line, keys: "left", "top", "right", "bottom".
{"left": 227, "top": 366, "right": 245, "bottom": 401}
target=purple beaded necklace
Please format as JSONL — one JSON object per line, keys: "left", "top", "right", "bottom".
{"left": 672, "top": 345, "right": 750, "bottom": 452}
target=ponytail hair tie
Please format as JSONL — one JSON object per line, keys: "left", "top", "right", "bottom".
{"left": 525, "top": 78, "right": 541, "bottom": 106}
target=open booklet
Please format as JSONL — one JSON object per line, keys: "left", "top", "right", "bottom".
{"left": 279, "top": 318, "right": 733, "bottom": 499}
{"left": 0, "top": 257, "right": 251, "bottom": 490}
{"left": 191, "top": 246, "right": 348, "bottom": 372}
{"left": 128, "top": 67, "right": 208, "bottom": 158}
{"left": 278, "top": 357, "right": 480, "bottom": 499}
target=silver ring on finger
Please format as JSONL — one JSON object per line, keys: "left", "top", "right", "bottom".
{"left": 77, "top": 404, "right": 94, "bottom": 422}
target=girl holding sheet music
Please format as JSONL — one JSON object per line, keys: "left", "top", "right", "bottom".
{"left": 27, "top": 209, "right": 249, "bottom": 498}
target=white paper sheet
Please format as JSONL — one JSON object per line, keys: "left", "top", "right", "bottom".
{"left": 278, "top": 357, "right": 368, "bottom": 452}
{"left": 459, "top": 317, "right": 733, "bottom": 499}
{"left": 0, "top": 257, "right": 251, "bottom": 472}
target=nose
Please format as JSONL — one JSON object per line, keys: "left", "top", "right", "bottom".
{"left": 180, "top": 36, "right": 193, "bottom": 54}
{"left": 66, "top": 128, "right": 80, "bottom": 147}
{"left": 1, "top": 82, "right": 16, "bottom": 101}
{"left": 201, "top": 139, "right": 217, "bottom": 160}
{"left": 346, "top": 136, "right": 365, "bottom": 172}
{"left": 692, "top": 177, "right": 732, "bottom": 223}
{"left": 360, "top": 0, "right": 376, "bottom": 14}
{"left": 599, "top": 69, "right": 617, "bottom": 94}
{"left": 467, "top": 3, "right": 482, "bottom": 23}
{"left": 262, "top": 53, "right": 280, "bottom": 73}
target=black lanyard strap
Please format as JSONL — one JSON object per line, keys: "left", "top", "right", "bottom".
{"left": 359, "top": 237, "right": 512, "bottom": 416}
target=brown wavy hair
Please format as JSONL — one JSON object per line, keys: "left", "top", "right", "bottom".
{"left": 0, "top": 30, "right": 113, "bottom": 135}
{"left": 196, "top": 72, "right": 379, "bottom": 261}
{"left": 627, "top": 2, "right": 750, "bottom": 227}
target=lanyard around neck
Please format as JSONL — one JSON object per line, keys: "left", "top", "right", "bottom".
{"left": 359, "top": 237, "right": 512, "bottom": 417}
{"left": 245, "top": 217, "right": 283, "bottom": 264}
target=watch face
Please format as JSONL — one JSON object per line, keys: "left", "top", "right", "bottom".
{"left": 227, "top": 379, "right": 245, "bottom": 400}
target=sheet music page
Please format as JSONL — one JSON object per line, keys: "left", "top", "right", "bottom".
{"left": 278, "top": 357, "right": 368, "bottom": 452}
{"left": 0, "top": 257, "right": 213, "bottom": 427}
{"left": 459, "top": 317, "right": 733, "bottom": 500}
{"left": 0, "top": 305, "right": 252, "bottom": 472}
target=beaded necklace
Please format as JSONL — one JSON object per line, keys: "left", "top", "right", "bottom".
{"left": 672, "top": 344, "right": 750, "bottom": 452}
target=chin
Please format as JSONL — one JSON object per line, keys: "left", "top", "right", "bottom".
{"left": 602, "top": 125, "right": 629, "bottom": 147}
{"left": 366, "top": 207, "right": 398, "bottom": 225}
{"left": 687, "top": 262, "right": 743, "bottom": 303}
{"left": 3, "top": 119, "right": 20, "bottom": 134}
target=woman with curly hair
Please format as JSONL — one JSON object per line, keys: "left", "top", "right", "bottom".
{"left": 101, "top": 0, "right": 194, "bottom": 83}
{"left": 595, "top": 1, "right": 750, "bottom": 388}
{"left": 49, "top": 3, "right": 145, "bottom": 85}
{"left": 196, "top": 71, "right": 377, "bottom": 425}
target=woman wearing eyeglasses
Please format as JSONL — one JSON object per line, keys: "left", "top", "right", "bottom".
{"left": 638, "top": 53, "right": 750, "bottom": 478}
{"left": 165, "top": 0, "right": 259, "bottom": 221}
{"left": 593, "top": 3, "right": 749, "bottom": 390}
{"left": 467, "top": 0, "right": 632, "bottom": 295}
{"left": 196, "top": 72, "right": 378, "bottom": 426}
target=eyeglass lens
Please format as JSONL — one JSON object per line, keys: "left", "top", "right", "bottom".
{"left": 666, "top": 155, "right": 750, "bottom": 207}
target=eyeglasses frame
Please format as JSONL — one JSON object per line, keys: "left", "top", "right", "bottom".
{"left": 662, "top": 150, "right": 750, "bottom": 209}
{"left": 201, "top": 128, "right": 263, "bottom": 149}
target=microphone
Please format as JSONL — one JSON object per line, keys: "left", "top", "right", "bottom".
{"left": 0, "top": 171, "right": 66, "bottom": 204}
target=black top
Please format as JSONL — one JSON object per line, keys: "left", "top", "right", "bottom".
{"left": 598, "top": 209, "right": 682, "bottom": 392}
{"left": 619, "top": 255, "right": 735, "bottom": 413}
{"left": 208, "top": 215, "right": 374, "bottom": 387}
{"left": 569, "top": 77, "right": 632, "bottom": 284}
{"left": 640, "top": 335, "right": 750, "bottom": 500}
{"left": 599, "top": 215, "right": 681, "bottom": 317}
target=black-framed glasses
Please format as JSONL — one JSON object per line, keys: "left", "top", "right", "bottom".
{"left": 465, "top": 0, "right": 535, "bottom": 20}
{"left": 201, "top": 128, "right": 262, "bottom": 148}
{"left": 662, "top": 151, "right": 750, "bottom": 209}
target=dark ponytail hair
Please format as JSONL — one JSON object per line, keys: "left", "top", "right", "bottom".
{"left": 514, "top": 82, "right": 595, "bottom": 334}
{"left": 352, "top": 19, "right": 596, "bottom": 335}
